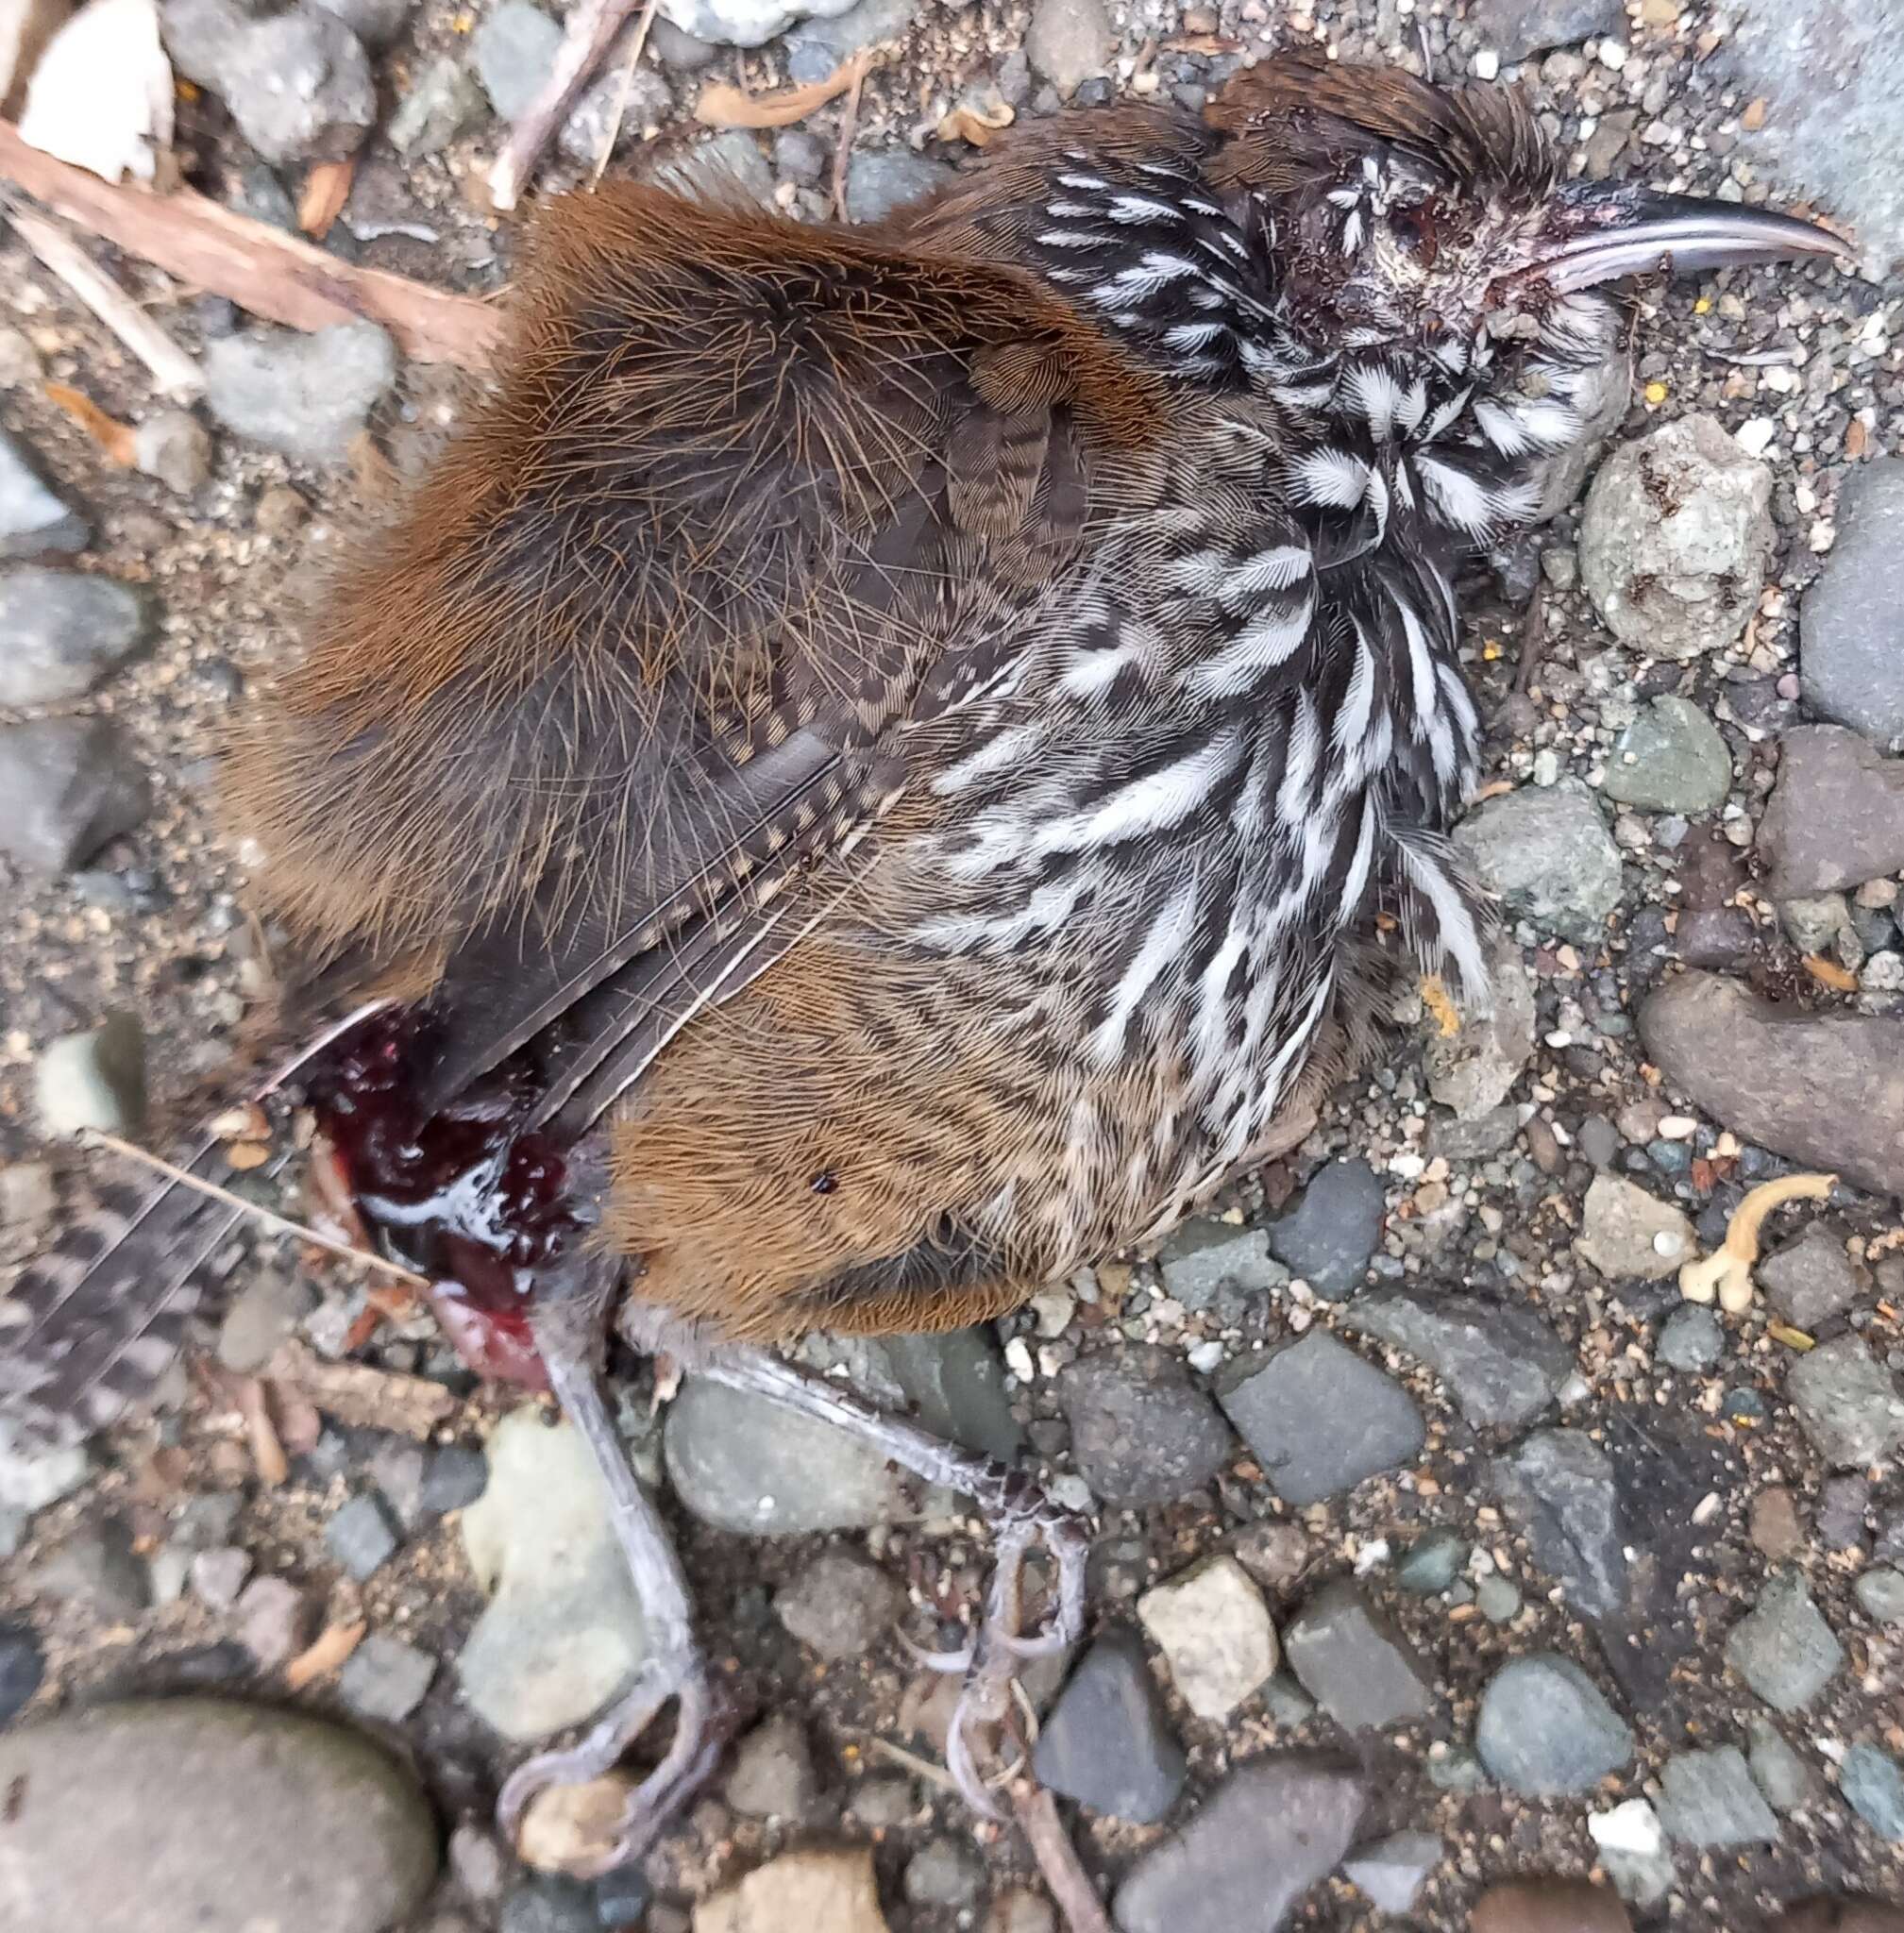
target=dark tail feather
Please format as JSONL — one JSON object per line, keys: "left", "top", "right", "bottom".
{"left": 0, "top": 1151, "right": 243, "bottom": 1443}
{"left": 1, "top": 1000, "right": 391, "bottom": 1446}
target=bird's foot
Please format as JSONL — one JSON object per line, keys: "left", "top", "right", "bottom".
{"left": 497, "top": 1646, "right": 728, "bottom": 1874}
{"left": 914, "top": 1489, "right": 1090, "bottom": 1817}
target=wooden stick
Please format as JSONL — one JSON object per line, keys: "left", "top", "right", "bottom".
{"left": 7, "top": 200, "right": 204, "bottom": 399}
{"left": 490, "top": 0, "right": 644, "bottom": 211}
{"left": 0, "top": 121, "right": 502, "bottom": 367}
{"left": 588, "top": 0, "right": 662, "bottom": 190}
{"left": 829, "top": 52, "right": 867, "bottom": 221}
{"left": 80, "top": 1127, "right": 430, "bottom": 1290}
{"left": 1009, "top": 1782, "right": 1113, "bottom": 1933}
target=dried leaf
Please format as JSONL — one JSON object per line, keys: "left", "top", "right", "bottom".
{"left": 225, "top": 1140, "right": 271, "bottom": 1171}
{"left": 267, "top": 1339, "right": 457, "bottom": 1439}
{"left": 516, "top": 1773, "right": 639, "bottom": 1874}
{"left": 1418, "top": 974, "right": 1462, "bottom": 1039}
{"left": 17, "top": 0, "right": 171, "bottom": 183}
{"left": 42, "top": 380, "right": 136, "bottom": 463}
{"left": 935, "top": 95, "right": 1013, "bottom": 147}
{"left": 1766, "top": 1321, "right": 1816, "bottom": 1353}
{"left": 284, "top": 1618, "right": 366, "bottom": 1691}
{"left": 1803, "top": 952, "right": 1859, "bottom": 993}
{"left": 297, "top": 156, "right": 355, "bottom": 239}
{"left": 1740, "top": 95, "right": 1767, "bottom": 132}
{"left": 1845, "top": 417, "right": 1870, "bottom": 461}
{"left": 696, "top": 49, "right": 870, "bottom": 128}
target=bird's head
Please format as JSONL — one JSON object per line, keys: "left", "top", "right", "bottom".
{"left": 1205, "top": 53, "right": 1848, "bottom": 361}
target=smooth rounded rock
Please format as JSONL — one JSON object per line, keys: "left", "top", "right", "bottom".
{"left": 0, "top": 568, "right": 152, "bottom": 705}
{"left": 1475, "top": 1654, "right": 1634, "bottom": 1794}
{"left": 0, "top": 1698, "right": 438, "bottom": 1932}
{"left": 203, "top": 322, "right": 397, "bottom": 465}
{"left": 0, "top": 715, "right": 149, "bottom": 874}
{"left": 1057, "top": 1346, "right": 1233, "bottom": 1505}
{"left": 1800, "top": 456, "right": 1904, "bottom": 752}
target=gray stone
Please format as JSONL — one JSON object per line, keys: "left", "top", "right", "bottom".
{"left": 1157, "top": 1219, "right": 1282, "bottom": 1311}
{"left": 1454, "top": 779, "right": 1624, "bottom": 945}
{"left": 326, "top": 1492, "right": 399, "bottom": 1581}
{"left": 723, "top": 1711, "right": 818, "bottom": 1820}
{"left": 459, "top": 1405, "right": 648, "bottom": 1740}
{"left": 35, "top": 1012, "right": 147, "bottom": 1138}
{"left": 782, "top": 0, "right": 914, "bottom": 78}
{"left": 235, "top": 1576, "right": 309, "bottom": 1669}
{"left": 1282, "top": 1579, "right": 1435, "bottom": 1732}
{"left": 0, "top": 569, "right": 151, "bottom": 705}
{"left": 1057, "top": 1346, "right": 1233, "bottom": 1505}
{"left": 1491, "top": 1428, "right": 1628, "bottom": 1619}
{"left": 1659, "top": 1745, "right": 1779, "bottom": 1846}
{"left": 1588, "top": 1798, "right": 1674, "bottom": 1908}
{"left": 0, "top": 1700, "right": 437, "bottom": 1932}
{"left": 1761, "top": 1225, "right": 1869, "bottom": 1332}
{"left": 1396, "top": 1529, "right": 1467, "bottom": 1594}
{"left": 310, "top": 0, "right": 409, "bottom": 48}
{"left": 1727, "top": 1573, "right": 1845, "bottom": 1712}
{"left": 1640, "top": 971, "right": 1904, "bottom": 1199}
{"left": 844, "top": 148, "right": 952, "bottom": 223}
{"left": 875, "top": 1328, "right": 1023, "bottom": 1463}
{"left": 1577, "top": 1172, "right": 1697, "bottom": 1281}
{"left": 1787, "top": 1336, "right": 1904, "bottom": 1468}
{"left": 1033, "top": 1630, "right": 1186, "bottom": 1824}
{"left": 1343, "top": 1831, "right": 1441, "bottom": 1915}
{"left": 1747, "top": 1718, "right": 1818, "bottom": 1812}
{"left": 1217, "top": 1332, "right": 1424, "bottom": 1507}
{"left": 904, "top": 1838, "right": 983, "bottom": 1913}
{"left": 1761, "top": 727, "right": 1904, "bottom": 899}
{"left": 216, "top": 1267, "right": 311, "bottom": 1374}
{"left": 1475, "top": 1655, "right": 1634, "bottom": 1795}
{"left": 1463, "top": 0, "right": 1620, "bottom": 60}
{"left": 1476, "top": 1574, "right": 1523, "bottom": 1622}
{"left": 364, "top": 1439, "right": 426, "bottom": 1532}
{"left": 388, "top": 56, "right": 485, "bottom": 156}
{"left": 1580, "top": 414, "right": 1774, "bottom": 659}
{"left": 1024, "top": 0, "right": 1112, "bottom": 97}
{"left": 774, "top": 1548, "right": 903, "bottom": 1659}
{"left": 1426, "top": 1105, "right": 1522, "bottom": 1159}
{"left": 337, "top": 1632, "right": 436, "bottom": 1723}
{"left": 0, "top": 1420, "right": 89, "bottom": 1516}
{"left": 0, "top": 429, "right": 88, "bottom": 557}
{"left": 498, "top": 1876, "right": 596, "bottom": 1933}
{"left": 132, "top": 412, "right": 212, "bottom": 496}
{"left": 1342, "top": 1289, "right": 1573, "bottom": 1429}
{"left": 204, "top": 323, "right": 396, "bottom": 466}
{"left": 1855, "top": 1567, "right": 1904, "bottom": 1623}
{"left": 643, "top": 129, "right": 774, "bottom": 206}
{"left": 1113, "top": 1756, "right": 1366, "bottom": 1933}
{"left": 655, "top": 0, "right": 865, "bottom": 47}
{"left": 558, "top": 65, "right": 671, "bottom": 164}
{"left": 1660, "top": 1303, "right": 1725, "bottom": 1371}
{"left": 188, "top": 1548, "right": 251, "bottom": 1612}
{"left": 1265, "top": 1159, "right": 1385, "bottom": 1299}
{"left": 1841, "top": 1743, "right": 1904, "bottom": 1841}
{"left": 28, "top": 1519, "right": 146, "bottom": 1615}
{"left": 1423, "top": 943, "right": 1537, "bottom": 1120}
{"left": 1801, "top": 459, "right": 1904, "bottom": 751}
{"left": 1603, "top": 697, "right": 1733, "bottom": 815}
{"left": 420, "top": 1440, "right": 489, "bottom": 1517}
{"left": 471, "top": 0, "right": 560, "bottom": 121}
{"left": 0, "top": 1625, "right": 43, "bottom": 1727}
{"left": 160, "top": 0, "right": 375, "bottom": 164}
{"left": 0, "top": 716, "right": 148, "bottom": 874}
{"left": 1722, "top": 1, "right": 1904, "bottom": 275}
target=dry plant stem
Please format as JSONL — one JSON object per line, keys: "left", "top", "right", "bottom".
{"left": 1009, "top": 1781, "right": 1113, "bottom": 1933}
{"left": 829, "top": 53, "right": 867, "bottom": 220}
{"left": 0, "top": 122, "right": 502, "bottom": 366}
{"left": 490, "top": 0, "right": 644, "bottom": 210}
{"left": 589, "top": 0, "right": 663, "bottom": 190}
{"left": 79, "top": 1128, "right": 431, "bottom": 1291}
{"left": 1679, "top": 1170, "right": 1838, "bottom": 1314}
{"left": 7, "top": 199, "right": 203, "bottom": 399}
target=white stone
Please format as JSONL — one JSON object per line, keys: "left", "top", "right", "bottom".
{"left": 1137, "top": 1554, "right": 1278, "bottom": 1721}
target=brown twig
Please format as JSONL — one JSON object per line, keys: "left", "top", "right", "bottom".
{"left": 284, "top": 1618, "right": 366, "bottom": 1691}
{"left": 1009, "top": 1781, "right": 1113, "bottom": 1933}
{"left": 79, "top": 1128, "right": 430, "bottom": 1290}
{"left": 7, "top": 198, "right": 204, "bottom": 398}
{"left": 490, "top": 0, "right": 644, "bottom": 210}
{"left": 588, "top": 0, "right": 662, "bottom": 190}
{"left": 829, "top": 52, "right": 868, "bottom": 222}
{"left": 0, "top": 121, "right": 502, "bottom": 366}
{"left": 1510, "top": 579, "right": 1547, "bottom": 699}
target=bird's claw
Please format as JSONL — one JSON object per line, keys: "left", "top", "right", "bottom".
{"left": 497, "top": 1652, "right": 729, "bottom": 1875}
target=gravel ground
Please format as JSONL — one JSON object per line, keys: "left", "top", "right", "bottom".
{"left": 4, "top": 0, "right": 1904, "bottom": 1929}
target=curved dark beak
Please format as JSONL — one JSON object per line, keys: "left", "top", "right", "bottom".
{"left": 1516, "top": 185, "right": 1852, "bottom": 295}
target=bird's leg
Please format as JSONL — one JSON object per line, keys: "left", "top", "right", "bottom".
{"left": 693, "top": 1343, "right": 1091, "bottom": 1818}
{"left": 494, "top": 1275, "right": 728, "bottom": 1874}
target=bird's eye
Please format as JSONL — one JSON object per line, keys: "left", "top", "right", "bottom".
{"left": 1391, "top": 205, "right": 1440, "bottom": 266}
